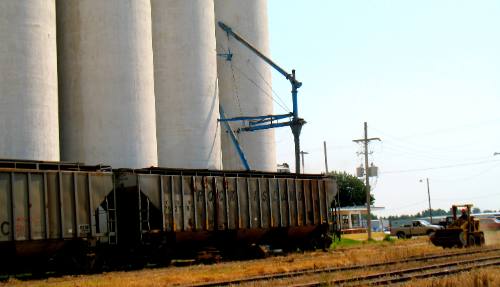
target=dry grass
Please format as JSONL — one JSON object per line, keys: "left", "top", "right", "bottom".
{"left": 265, "top": 258, "right": 500, "bottom": 287}
{"left": 401, "top": 267, "right": 500, "bottom": 287}
{"left": 1, "top": 237, "right": 447, "bottom": 287}
{"left": 342, "top": 231, "right": 387, "bottom": 241}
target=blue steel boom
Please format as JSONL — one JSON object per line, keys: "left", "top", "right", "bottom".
{"left": 217, "top": 21, "right": 306, "bottom": 173}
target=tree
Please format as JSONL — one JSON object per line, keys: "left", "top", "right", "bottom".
{"left": 472, "top": 207, "right": 481, "bottom": 214}
{"left": 385, "top": 208, "right": 452, "bottom": 221}
{"left": 329, "top": 171, "right": 374, "bottom": 207}
{"left": 420, "top": 208, "right": 450, "bottom": 218}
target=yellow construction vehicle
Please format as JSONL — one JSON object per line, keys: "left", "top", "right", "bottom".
{"left": 430, "top": 204, "right": 485, "bottom": 248}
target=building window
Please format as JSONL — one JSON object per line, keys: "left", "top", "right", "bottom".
{"left": 342, "top": 215, "right": 349, "bottom": 228}
{"left": 351, "top": 214, "right": 360, "bottom": 227}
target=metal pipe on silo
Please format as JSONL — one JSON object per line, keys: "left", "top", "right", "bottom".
{"left": 0, "top": 0, "right": 60, "bottom": 161}
{"left": 151, "top": 0, "right": 222, "bottom": 170}
{"left": 214, "top": 0, "right": 277, "bottom": 171}
{"left": 57, "top": 0, "right": 158, "bottom": 168}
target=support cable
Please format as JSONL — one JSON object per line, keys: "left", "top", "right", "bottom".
{"left": 246, "top": 59, "right": 291, "bottom": 112}
{"left": 230, "top": 62, "right": 291, "bottom": 114}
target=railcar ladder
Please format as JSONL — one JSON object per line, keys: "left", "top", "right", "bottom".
{"left": 105, "top": 197, "right": 117, "bottom": 245}
{"left": 138, "top": 195, "right": 151, "bottom": 241}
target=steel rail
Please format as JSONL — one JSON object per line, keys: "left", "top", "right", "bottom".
{"left": 187, "top": 247, "right": 500, "bottom": 287}
{"left": 292, "top": 254, "right": 500, "bottom": 287}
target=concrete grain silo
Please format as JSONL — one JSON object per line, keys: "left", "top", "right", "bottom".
{"left": 57, "top": 0, "right": 158, "bottom": 168}
{"left": 214, "top": 0, "right": 277, "bottom": 171}
{"left": 0, "top": 0, "right": 59, "bottom": 161}
{"left": 151, "top": 0, "right": 222, "bottom": 169}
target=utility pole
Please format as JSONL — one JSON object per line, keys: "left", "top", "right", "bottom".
{"left": 420, "top": 178, "right": 433, "bottom": 223}
{"left": 353, "top": 122, "right": 381, "bottom": 240}
{"left": 300, "top": 151, "right": 309, "bottom": 173}
{"left": 323, "top": 141, "right": 329, "bottom": 174}
{"left": 426, "top": 178, "right": 432, "bottom": 223}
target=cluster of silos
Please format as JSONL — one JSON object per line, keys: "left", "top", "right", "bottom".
{"left": 0, "top": 0, "right": 276, "bottom": 172}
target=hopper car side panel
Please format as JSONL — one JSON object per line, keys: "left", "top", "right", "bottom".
{"left": 0, "top": 169, "right": 115, "bottom": 262}
{"left": 125, "top": 175, "right": 336, "bottom": 233}
{"left": 116, "top": 171, "right": 337, "bottom": 255}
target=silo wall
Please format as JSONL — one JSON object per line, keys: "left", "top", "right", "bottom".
{"left": 57, "top": 0, "right": 158, "bottom": 168}
{"left": 0, "top": 0, "right": 59, "bottom": 161}
{"left": 214, "top": 0, "right": 277, "bottom": 172}
{"left": 151, "top": 0, "right": 222, "bottom": 170}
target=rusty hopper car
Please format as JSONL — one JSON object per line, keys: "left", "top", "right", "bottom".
{"left": 114, "top": 168, "right": 338, "bottom": 262}
{"left": 0, "top": 160, "right": 116, "bottom": 272}
{"left": 0, "top": 160, "right": 337, "bottom": 272}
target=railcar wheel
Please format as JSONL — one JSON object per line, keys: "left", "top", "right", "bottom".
{"left": 321, "top": 235, "right": 333, "bottom": 251}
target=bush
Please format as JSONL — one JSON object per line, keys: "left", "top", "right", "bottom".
{"left": 383, "top": 234, "right": 395, "bottom": 243}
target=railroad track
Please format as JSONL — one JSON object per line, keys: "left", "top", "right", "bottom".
{"left": 187, "top": 247, "right": 500, "bottom": 287}
{"left": 293, "top": 254, "right": 500, "bottom": 286}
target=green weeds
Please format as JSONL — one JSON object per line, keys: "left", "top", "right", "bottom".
{"left": 331, "top": 234, "right": 396, "bottom": 249}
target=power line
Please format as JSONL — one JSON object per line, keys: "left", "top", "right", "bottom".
{"left": 382, "top": 159, "right": 500, "bottom": 174}
{"left": 372, "top": 126, "right": 497, "bottom": 154}
{"left": 380, "top": 143, "right": 459, "bottom": 162}
{"left": 380, "top": 142, "right": 493, "bottom": 163}
{"left": 433, "top": 192, "right": 500, "bottom": 202}
{"left": 382, "top": 200, "right": 428, "bottom": 212}
{"left": 302, "top": 144, "right": 352, "bottom": 152}
{"left": 371, "top": 120, "right": 500, "bottom": 144}
{"left": 432, "top": 161, "right": 500, "bottom": 182}
{"left": 380, "top": 139, "right": 482, "bottom": 159}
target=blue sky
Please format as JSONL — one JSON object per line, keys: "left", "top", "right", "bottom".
{"left": 266, "top": 0, "right": 500, "bottom": 216}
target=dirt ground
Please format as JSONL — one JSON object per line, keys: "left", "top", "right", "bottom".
{"left": 484, "top": 230, "right": 500, "bottom": 246}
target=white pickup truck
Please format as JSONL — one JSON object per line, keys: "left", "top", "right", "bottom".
{"left": 390, "top": 220, "right": 443, "bottom": 239}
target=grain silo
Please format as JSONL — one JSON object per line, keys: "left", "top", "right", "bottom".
{"left": 151, "top": 0, "right": 222, "bottom": 170}
{"left": 214, "top": 0, "right": 277, "bottom": 171}
{"left": 0, "top": 0, "right": 59, "bottom": 161}
{"left": 57, "top": 0, "right": 158, "bottom": 168}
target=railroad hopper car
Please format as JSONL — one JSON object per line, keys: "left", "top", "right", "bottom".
{"left": 115, "top": 168, "right": 338, "bottom": 262}
{"left": 0, "top": 160, "right": 338, "bottom": 271}
{"left": 0, "top": 160, "right": 116, "bottom": 272}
